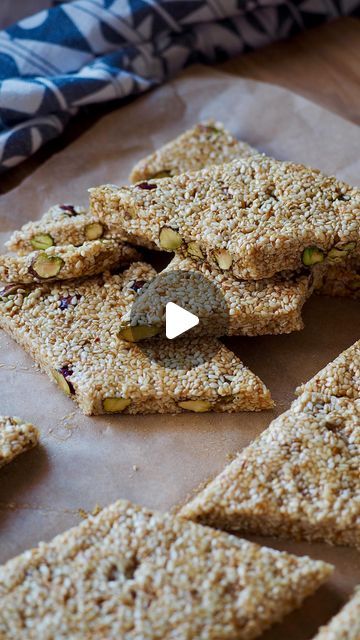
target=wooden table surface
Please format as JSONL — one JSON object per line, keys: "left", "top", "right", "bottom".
{"left": 1, "top": 16, "right": 359, "bottom": 195}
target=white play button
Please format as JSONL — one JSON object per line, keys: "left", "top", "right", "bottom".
{"left": 165, "top": 302, "right": 199, "bottom": 339}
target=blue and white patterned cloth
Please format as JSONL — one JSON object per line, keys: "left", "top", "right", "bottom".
{"left": 0, "top": 0, "right": 358, "bottom": 173}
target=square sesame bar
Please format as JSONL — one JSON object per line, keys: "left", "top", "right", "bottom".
{"left": 130, "top": 121, "right": 257, "bottom": 183}
{"left": 179, "top": 346, "right": 360, "bottom": 546}
{"left": 120, "top": 252, "right": 313, "bottom": 339}
{"left": 312, "top": 588, "right": 360, "bottom": 640}
{"left": 6, "top": 203, "right": 155, "bottom": 255}
{"left": 90, "top": 157, "right": 360, "bottom": 281}
{"left": 0, "top": 262, "right": 272, "bottom": 415}
{"left": 0, "top": 416, "right": 39, "bottom": 469}
{"left": 0, "top": 239, "right": 140, "bottom": 284}
{"left": 0, "top": 498, "right": 332, "bottom": 640}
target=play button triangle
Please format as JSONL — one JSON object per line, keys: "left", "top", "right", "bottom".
{"left": 165, "top": 302, "right": 199, "bottom": 339}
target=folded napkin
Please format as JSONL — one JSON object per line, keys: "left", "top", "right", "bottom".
{"left": 0, "top": 0, "right": 357, "bottom": 173}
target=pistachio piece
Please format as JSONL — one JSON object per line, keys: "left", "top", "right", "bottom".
{"left": 327, "top": 247, "right": 347, "bottom": 262}
{"left": 336, "top": 241, "right": 356, "bottom": 251}
{"left": 30, "top": 233, "right": 54, "bottom": 250}
{"left": 177, "top": 400, "right": 212, "bottom": 413}
{"left": 159, "top": 227, "right": 183, "bottom": 251}
{"left": 214, "top": 249, "right": 232, "bottom": 270}
{"left": 149, "top": 170, "right": 172, "bottom": 179}
{"left": 30, "top": 254, "right": 64, "bottom": 279}
{"left": 119, "top": 325, "right": 161, "bottom": 342}
{"left": 52, "top": 366, "right": 75, "bottom": 395}
{"left": 301, "top": 246, "right": 325, "bottom": 266}
{"left": 103, "top": 397, "right": 131, "bottom": 413}
{"left": 85, "top": 222, "right": 104, "bottom": 241}
{"left": 328, "top": 241, "right": 356, "bottom": 262}
{"left": 187, "top": 242, "right": 204, "bottom": 260}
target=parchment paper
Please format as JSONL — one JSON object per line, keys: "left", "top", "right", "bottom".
{"left": 0, "top": 66, "right": 359, "bottom": 639}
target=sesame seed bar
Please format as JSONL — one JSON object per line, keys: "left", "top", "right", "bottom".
{"left": 0, "top": 262, "right": 273, "bottom": 415}
{"left": 312, "top": 588, "right": 360, "bottom": 640}
{"left": 90, "top": 157, "right": 360, "bottom": 281}
{"left": 130, "top": 121, "right": 257, "bottom": 183}
{"left": 6, "top": 203, "right": 156, "bottom": 255}
{"left": 121, "top": 252, "right": 313, "bottom": 338}
{"left": 0, "top": 416, "right": 39, "bottom": 469}
{"left": 0, "top": 240, "right": 140, "bottom": 284}
{"left": 163, "top": 254, "right": 315, "bottom": 336}
{"left": 179, "top": 378, "right": 360, "bottom": 547}
{"left": 6, "top": 205, "right": 108, "bottom": 255}
{"left": 296, "top": 339, "right": 359, "bottom": 400}
{"left": 0, "top": 498, "right": 332, "bottom": 640}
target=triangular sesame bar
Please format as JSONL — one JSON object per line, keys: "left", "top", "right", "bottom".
{"left": 312, "top": 587, "right": 360, "bottom": 640}
{"left": 180, "top": 347, "right": 360, "bottom": 546}
{"left": 90, "top": 157, "right": 360, "bottom": 281}
{"left": 130, "top": 121, "right": 257, "bottom": 183}
{"left": 0, "top": 262, "right": 272, "bottom": 415}
{"left": 0, "top": 498, "right": 332, "bottom": 640}
{"left": 0, "top": 416, "right": 39, "bottom": 469}
{"left": 296, "top": 339, "right": 359, "bottom": 400}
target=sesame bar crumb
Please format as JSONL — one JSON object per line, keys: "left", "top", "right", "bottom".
{"left": 0, "top": 416, "right": 39, "bottom": 469}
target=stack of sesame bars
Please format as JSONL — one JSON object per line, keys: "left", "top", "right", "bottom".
{"left": 0, "top": 122, "right": 359, "bottom": 639}
{"left": 1, "top": 122, "right": 359, "bottom": 416}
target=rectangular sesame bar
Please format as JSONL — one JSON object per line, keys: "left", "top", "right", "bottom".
{"left": 312, "top": 588, "right": 360, "bottom": 640}
{"left": 130, "top": 121, "right": 258, "bottom": 183}
{"left": 120, "top": 252, "right": 314, "bottom": 339}
{"left": 6, "top": 203, "right": 155, "bottom": 255}
{"left": 0, "top": 498, "right": 332, "bottom": 640}
{"left": 0, "top": 262, "right": 272, "bottom": 415}
{"left": 179, "top": 344, "right": 360, "bottom": 546}
{"left": 0, "top": 416, "right": 39, "bottom": 469}
{"left": 0, "top": 239, "right": 140, "bottom": 284}
{"left": 90, "top": 157, "right": 360, "bottom": 281}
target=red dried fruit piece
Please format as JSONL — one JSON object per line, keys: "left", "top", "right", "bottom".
{"left": 130, "top": 280, "right": 146, "bottom": 293}
{"left": 59, "top": 294, "right": 79, "bottom": 310}
{"left": 136, "top": 182, "right": 157, "bottom": 190}
{"left": 59, "top": 205, "right": 79, "bottom": 216}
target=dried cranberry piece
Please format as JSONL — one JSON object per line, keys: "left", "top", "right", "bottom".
{"left": 59, "top": 365, "right": 73, "bottom": 378}
{"left": 136, "top": 182, "right": 157, "bottom": 190}
{"left": 59, "top": 294, "right": 79, "bottom": 310}
{"left": 59, "top": 204, "right": 78, "bottom": 216}
{"left": 130, "top": 280, "right": 146, "bottom": 293}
